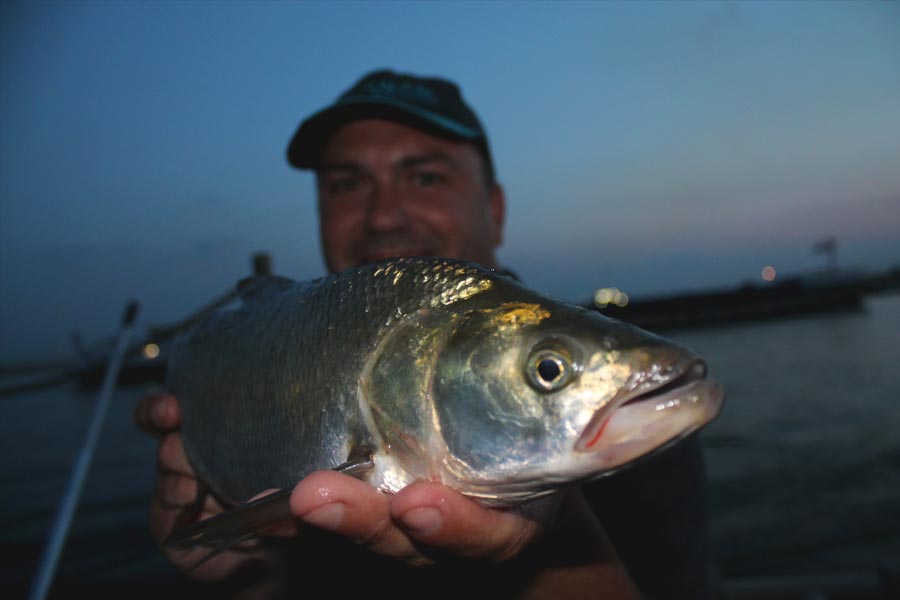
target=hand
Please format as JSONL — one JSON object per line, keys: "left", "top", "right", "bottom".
{"left": 134, "top": 393, "right": 281, "bottom": 586}
{"left": 288, "top": 470, "right": 539, "bottom": 566}
{"left": 135, "top": 394, "right": 639, "bottom": 596}
{"left": 289, "top": 472, "right": 640, "bottom": 597}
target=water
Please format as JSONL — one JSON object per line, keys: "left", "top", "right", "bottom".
{"left": 1, "top": 293, "right": 899, "bottom": 595}
{"left": 669, "top": 293, "right": 900, "bottom": 579}
{"left": 0, "top": 380, "right": 186, "bottom": 597}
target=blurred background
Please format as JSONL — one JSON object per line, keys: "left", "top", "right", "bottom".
{"left": 2, "top": 1, "right": 898, "bottom": 598}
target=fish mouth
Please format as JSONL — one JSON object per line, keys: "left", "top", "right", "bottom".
{"left": 575, "top": 358, "right": 723, "bottom": 456}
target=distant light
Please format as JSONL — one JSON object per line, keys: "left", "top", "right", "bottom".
{"left": 761, "top": 266, "right": 777, "bottom": 282}
{"left": 142, "top": 343, "right": 160, "bottom": 360}
{"left": 594, "top": 288, "right": 612, "bottom": 307}
{"left": 594, "top": 287, "right": 629, "bottom": 308}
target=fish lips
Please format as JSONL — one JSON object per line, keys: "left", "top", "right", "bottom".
{"left": 575, "top": 359, "right": 724, "bottom": 454}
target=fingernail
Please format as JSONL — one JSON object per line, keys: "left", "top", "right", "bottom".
{"left": 400, "top": 508, "right": 443, "bottom": 536}
{"left": 303, "top": 503, "right": 345, "bottom": 531}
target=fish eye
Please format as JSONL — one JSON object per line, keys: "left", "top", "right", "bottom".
{"left": 538, "top": 358, "right": 561, "bottom": 382}
{"left": 527, "top": 349, "right": 572, "bottom": 392}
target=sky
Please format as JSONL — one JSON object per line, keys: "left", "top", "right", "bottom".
{"left": 1, "top": 1, "right": 899, "bottom": 361}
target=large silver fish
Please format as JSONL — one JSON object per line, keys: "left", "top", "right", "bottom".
{"left": 165, "top": 257, "right": 723, "bottom": 549}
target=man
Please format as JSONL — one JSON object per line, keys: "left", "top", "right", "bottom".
{"left": 136, "top": 70, "right": 710, "bottom": 598}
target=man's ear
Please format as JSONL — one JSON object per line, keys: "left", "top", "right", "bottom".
{"left": 489, "top": 183, "right": 506, "bottom": 248}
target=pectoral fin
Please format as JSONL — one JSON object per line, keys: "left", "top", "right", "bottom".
{"left": 164, "top": 488, "right": 294, "bottom": 554}
{"left": 334, "top": 445, "right": 376, "bottom": 477}
{"left": 164, "top": 449, "right": 376, "bottom": 567}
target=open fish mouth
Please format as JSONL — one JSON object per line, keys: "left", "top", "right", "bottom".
{"left": 575, "top": 359, "right": 723, "bottom": 455}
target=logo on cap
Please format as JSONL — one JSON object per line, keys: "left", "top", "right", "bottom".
{"left": 359, "top": 78, "right": 440, "bottom": 106}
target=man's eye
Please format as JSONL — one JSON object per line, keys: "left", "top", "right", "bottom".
{"left": 412, "top": 172, "right": 446, "bottom": 187}
{"left": 328, "top": 178, "right": 360, "bottom": 194}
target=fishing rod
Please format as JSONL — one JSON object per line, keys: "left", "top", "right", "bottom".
{"left": 28, "top": 300, "right": 140, "bottom": 600}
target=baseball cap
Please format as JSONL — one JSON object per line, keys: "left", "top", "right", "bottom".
{"left": 286, "top": 69, "right": 494, "bottom": 179}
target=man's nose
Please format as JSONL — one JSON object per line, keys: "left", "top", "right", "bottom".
{"left": 365, "top": 183, "right": 409, "bottom": 231}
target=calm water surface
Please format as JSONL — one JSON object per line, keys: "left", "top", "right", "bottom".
{"left": 2, "top": 293, "right": 898, "bottom": 592}
{"left": 671, "top": 293, "right": 900, "bottom": 578}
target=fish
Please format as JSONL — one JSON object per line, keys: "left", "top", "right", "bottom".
{"left": 164, "top": 256, "right": 723, "bottom": 552}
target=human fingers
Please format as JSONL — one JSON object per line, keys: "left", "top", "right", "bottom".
{"left": 154, "top": 470, "right": 201, "bottom": 510}
{"left": 153, "top": 432, "right": 218, "bottom": 538}
{"left": 151, "top": 435, "right": 221, "bottom": 533}
{"left": 150, "top": 474, "right": 208, "bottom": 545}
{"left": 390, "top": 481, "right": 542, "bottom": 562}
{"left": 289, "top": 471, "right": 426, "bottom": 564}
{"left": 133, "top": 392, "right": 181, "bottom": 436}
{"left": 156, "top": 431, "right": 195, "bottom": 477}
{"left": 152, "top": 471, "right": 222, "bottom": 520}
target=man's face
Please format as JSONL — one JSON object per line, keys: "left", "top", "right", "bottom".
{"left": 316, "top": 119, "right": 505, "bottom": 273}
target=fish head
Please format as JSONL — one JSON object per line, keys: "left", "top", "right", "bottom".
{"left": 431, "top": 298, "right": 724, "bottom": 504}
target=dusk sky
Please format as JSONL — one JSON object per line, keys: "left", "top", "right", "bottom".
{"left": 2, "top": 1, "right": 899, "bottom": 361}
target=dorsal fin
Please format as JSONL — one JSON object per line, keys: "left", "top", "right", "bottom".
{"left": 236, "top": 275, "right": 295, "bottom": 300}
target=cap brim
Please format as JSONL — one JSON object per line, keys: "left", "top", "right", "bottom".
{"left": 286, "top": 98, "right": 482, "bottom": 169}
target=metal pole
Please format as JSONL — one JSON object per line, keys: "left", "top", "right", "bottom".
{"left": 28, "top": 300, "right": 140, "bottom": 600}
